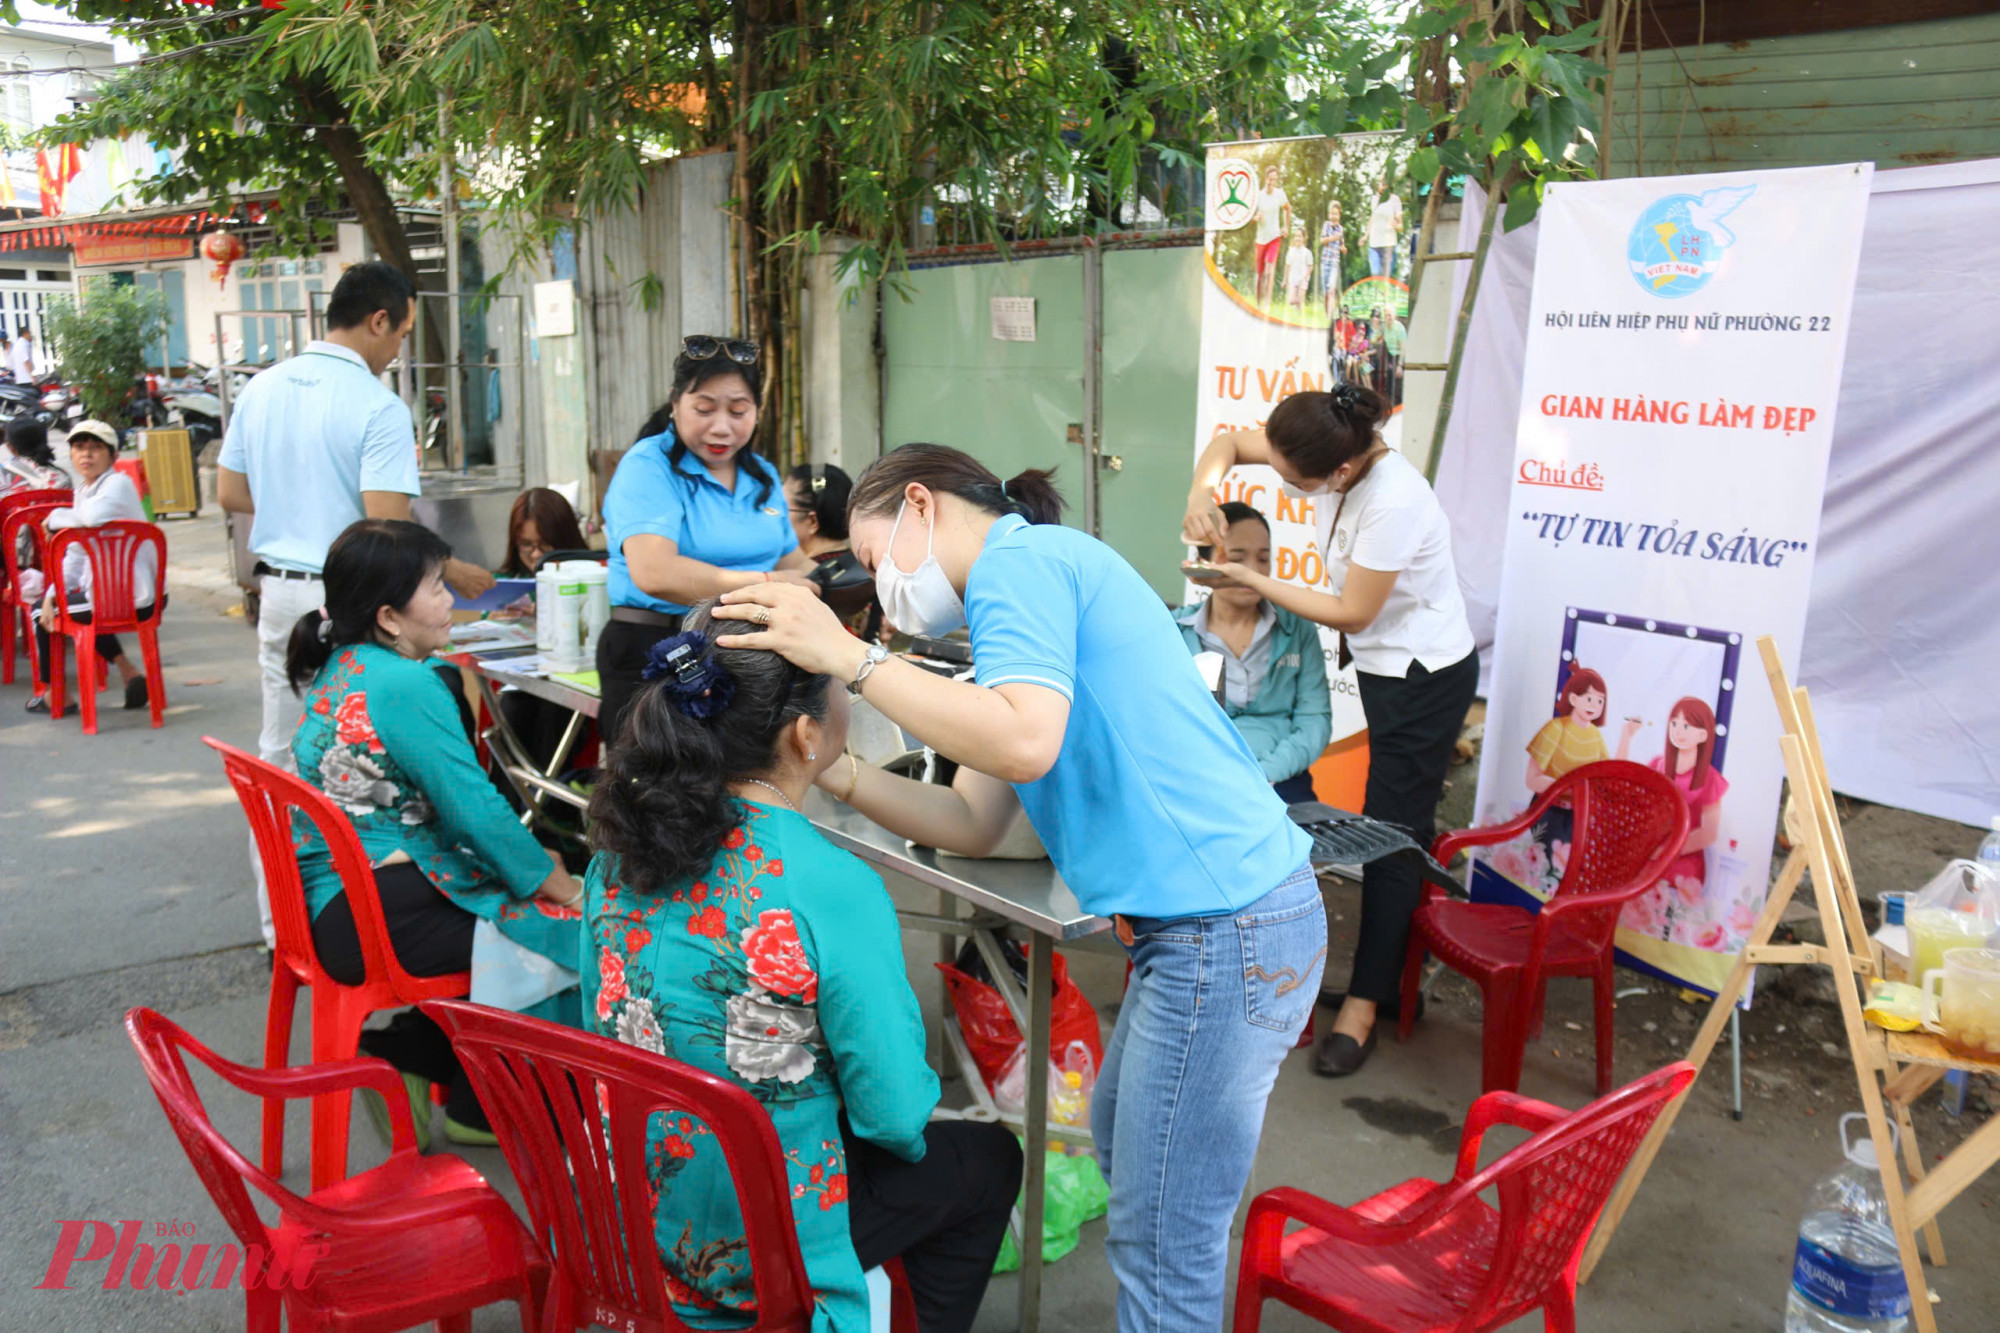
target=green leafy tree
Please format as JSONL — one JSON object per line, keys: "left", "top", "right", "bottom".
{"left": 46, "top": 1, "right": 437, "bottom": 283}
{"left": 263, "top": 0, "right": 1399, "bottom": 462}
{"left": 43, "top": 282, "right": 169, "bottom": 423}
{"left": 1386, "top": 1, "right": 1610, "bottom": 477}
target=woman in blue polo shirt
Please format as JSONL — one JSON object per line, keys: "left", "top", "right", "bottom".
{"left": 597, "top": 336, "right": 820, "bottom": 742}
{"left": 711, "top": 443, "right": 1323, "bottom": 1333}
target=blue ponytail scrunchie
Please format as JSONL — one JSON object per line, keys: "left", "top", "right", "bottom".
{"left": 641, "top": 631, "right": 737, "bottom": 720}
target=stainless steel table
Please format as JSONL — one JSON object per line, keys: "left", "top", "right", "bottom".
{"left": 447, "top": 648, "right": 598, "bottom": 830}
{"left": 803, "top": 790, "right": 1106, "bottom": 1333}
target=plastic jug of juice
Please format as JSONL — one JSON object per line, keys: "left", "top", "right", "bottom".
{"left": 1920, "top": 946, "right": 2000, "bottom": 1061}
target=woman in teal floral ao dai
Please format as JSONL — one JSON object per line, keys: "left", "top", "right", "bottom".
{"left": 287, "top": 519, "right": 586, "bottom": 1145}
{"left": 582, "top": 604, "right": 1020, "bottom": 1333}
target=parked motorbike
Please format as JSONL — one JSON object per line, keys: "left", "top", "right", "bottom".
{"left": 164, "top": 362, "right": 226, "bottom": 453}
{"left": 0, "top": 377, "right": 55, "bottom": 427}
{"left": 124, "top": 375, "right": 169, "bottom": 430}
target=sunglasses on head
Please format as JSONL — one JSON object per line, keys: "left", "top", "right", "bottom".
{"left": 681, "top": 335, "right": 760, "bottom": 366}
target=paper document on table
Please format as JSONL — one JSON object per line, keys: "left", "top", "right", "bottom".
{"left": 450, "top": 620, "right": 536, "bottom": 649}
{"left": 481, "top": 652, "right": 550, "bottom": 677}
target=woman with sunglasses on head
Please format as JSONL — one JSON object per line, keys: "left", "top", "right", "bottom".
{"left": 583, "top": 605, "right": 1021, "bottom": 1333}
{"left": 596, "top": 336, "right": 822, "bottom": 743}
{"left": 1183, "top": 382, "right": 1477, "bottom": 1080}
{"left": 709, "top": 444, "right": 1323, "bottom": 1333}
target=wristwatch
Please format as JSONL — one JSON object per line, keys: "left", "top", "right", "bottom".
{"left": 852, "top": 642, "right": 891, "bottom": 689}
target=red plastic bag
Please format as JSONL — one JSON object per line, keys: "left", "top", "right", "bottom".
{"left": 938, "top": 951, "right": 1104, "bottom": 1096}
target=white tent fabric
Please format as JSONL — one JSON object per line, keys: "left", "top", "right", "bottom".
{"left": 1433, "top": 160, "right": 2000, "bottom": 829}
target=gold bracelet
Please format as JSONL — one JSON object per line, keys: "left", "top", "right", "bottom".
{"left": 835, "top": 752, "right": 861, "bottom": 803}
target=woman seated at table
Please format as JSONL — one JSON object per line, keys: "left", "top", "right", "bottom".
{"left": 496, "top": 485, "right": 589, "bottom": 577}
{"left": 582, "top": 605, "right": 1020, "bottom": 1333}
{"left": 27, "top": 421, "right": 152, "bottom": 714}
{"left": 786, "top": 462, "right": 884, "bottom": 641}
{"left": 488, "top": 486, "right": 592, "bottom": 785}
{"left": 287, "top": 518, "right": 586, "bottom": 1147}
{"left": 1175, "top": 501, "right": 1332, "bottom": 803}
{"left": 596, "top": 335, "right": 822, "bottom": 745}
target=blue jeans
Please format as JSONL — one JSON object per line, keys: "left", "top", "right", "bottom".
{"left": 1370, "top": 245, "right": 1393, "bottom": 277}
{"left": 1091, "top": 864, "right": 1325, "bottom": 1332}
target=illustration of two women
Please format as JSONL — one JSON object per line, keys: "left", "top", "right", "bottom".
{"left": 1524, "top": 665, "right": 1726, "bottom": 906}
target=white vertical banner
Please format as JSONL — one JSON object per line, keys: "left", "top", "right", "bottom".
{"left": 1193, "top": 132, "right": 1415, "bottom": 744}
{"left": 1471, "top": 163, "right": 1872, "bottom": 996}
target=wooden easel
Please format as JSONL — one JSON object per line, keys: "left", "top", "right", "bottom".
{"left": 1578, "top": 637, "right": 2000, "bottom": 1333}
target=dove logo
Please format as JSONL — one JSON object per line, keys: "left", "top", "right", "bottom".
{"left": 1625, "top": 185, "right": 1757, "bottom": 298}
{"left": 1208, "top": 156, "right": 1258, "bottom": 231}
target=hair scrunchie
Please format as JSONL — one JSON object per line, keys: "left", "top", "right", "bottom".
{"left": 316, "top": 606, "right": 333, "bottom": 642}
{"left": 1329, "top": 380, "right": 1363, "bottom": 411}
{"left": 641, "top": 631, "right": 736, "bottom": 719}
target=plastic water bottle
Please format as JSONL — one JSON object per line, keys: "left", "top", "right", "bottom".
{"left": 1784, "top": 1114, "right": 1912, "bottom": 1333}
{"left": 1977, "top": 816, "right": 2000, "bottom": 868}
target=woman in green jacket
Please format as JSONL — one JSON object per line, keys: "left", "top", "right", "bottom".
{"left": 1177, "top": 501, "right": 1333, "bottom": 803}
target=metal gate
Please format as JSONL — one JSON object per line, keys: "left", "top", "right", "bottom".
{"left": 880, "top": 234, "right": 1203, "bottom": 599}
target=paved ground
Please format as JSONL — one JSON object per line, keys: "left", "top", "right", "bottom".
{"left": 3, "top": 511, "right": 1996, "bottom": 1331}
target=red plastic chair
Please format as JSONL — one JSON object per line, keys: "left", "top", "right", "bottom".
{"left": 124, "top": 1007, "right": 546, "bottom": 1333}
{"left": 423, "top": 998, "right": 917, "bottom": 1333}
{"left": 1231, "top": 1061, "right": 1696, "bottom": 1333}
{"left": 44, "top": 519, "right": 168, "bottom": 731}
{"left": 1399, "top": 760, "right": 1689, "bottom": 1097}
{"left": 0, "top": 492, "right": 63, "bottom": 685}
{"left": 204, "top": 736, "right": 472, "bottom": 1191}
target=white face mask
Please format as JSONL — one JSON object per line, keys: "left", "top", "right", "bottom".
{"left": 1279, "top": 477, "right": 1332, "bottom": 500}
{"left": 874, "top": 500, "right": 966, "bottom": 636}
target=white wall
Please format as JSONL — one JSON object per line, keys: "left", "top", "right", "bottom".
{"left": 0, "top": 26, "right": 117, "bottom": 205}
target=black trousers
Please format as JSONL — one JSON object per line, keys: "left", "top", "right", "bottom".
{"left": 595, "top": 615, "right": 680, "bottom": 752}
{"left": 34, "top": 595, "right": 156, "bottom": 684}
{"left": 846, "top": 1119, "right": 1022, "bottom": 1333}
{"left": 1349, "top": 650, "right": 1480, "bottom": 1004}
{"left": 310, "top": 861, "right": 486, "bottom": 1127}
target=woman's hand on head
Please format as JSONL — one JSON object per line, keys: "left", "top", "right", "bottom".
{"left": 713, "top": 582, "right": 867, "bottom": 679}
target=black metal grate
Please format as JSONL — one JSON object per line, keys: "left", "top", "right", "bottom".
{"left": 1287, "top": 803, "right": 1467, "bottom": 898}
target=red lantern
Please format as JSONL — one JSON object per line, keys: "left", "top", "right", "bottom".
{"left": 200, "top": 229, "right": 246, "bottom": 286}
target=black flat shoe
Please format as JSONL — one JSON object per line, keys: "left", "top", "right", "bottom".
{"left": 1317, "top": 988, "right": 1425, "bottom": 1024}
{"left": 1313, "top": 1025, "right": 1378, "bottom": 1078}
{"left": 23, "top": 692, "right": 48, "bottom": 714}
{"left": 124, "top": 676, "right": 150, "bottom": 710}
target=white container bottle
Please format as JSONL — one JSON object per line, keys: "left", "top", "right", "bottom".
{"left": 1784, "top": 1113, "right": 1911, "bottom": 1333}
{"left": 575, "top": 561, "right": 610, "bottom": 665}
{"left": 1976, "top": 815, "right": 2000, "bottom": 867}
{"left": 542, "top": 564, "right": 589, "bottom": 672}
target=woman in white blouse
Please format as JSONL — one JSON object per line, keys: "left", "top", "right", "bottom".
{"left": 29, "top": 420, "right": 156, "bottom": 713}
{"left": 1185, "top": 383, "right": 1477, "bottom": 1078}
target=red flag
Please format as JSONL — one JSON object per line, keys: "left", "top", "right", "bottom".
{"left": 35, "top": 144, "right": 81, "bottom": 217}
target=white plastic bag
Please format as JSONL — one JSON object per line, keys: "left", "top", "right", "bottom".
{"left": 992, "top": 1040, "right": 1097, "bottom": 1126}
{"left": 470, "top": 919, "right": 580, "bottom": 1012}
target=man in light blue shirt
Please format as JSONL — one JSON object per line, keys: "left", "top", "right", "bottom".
{"left": 218, "top": 261, "right": 492, "bottom": 946}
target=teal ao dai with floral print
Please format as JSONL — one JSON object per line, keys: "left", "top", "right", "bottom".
{"left": 290, "top": 642, "right": 582, "bottom": 980}
{"left": 581, "top": 799, "right": 939, "bottom": 1333}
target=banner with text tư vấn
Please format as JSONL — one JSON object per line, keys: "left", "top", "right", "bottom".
{"left": 1470, "top": 163, "right": 1873, "bottom": 997}
{"left": 1194, "top": 131, "right": 1416, "bottom": 744}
